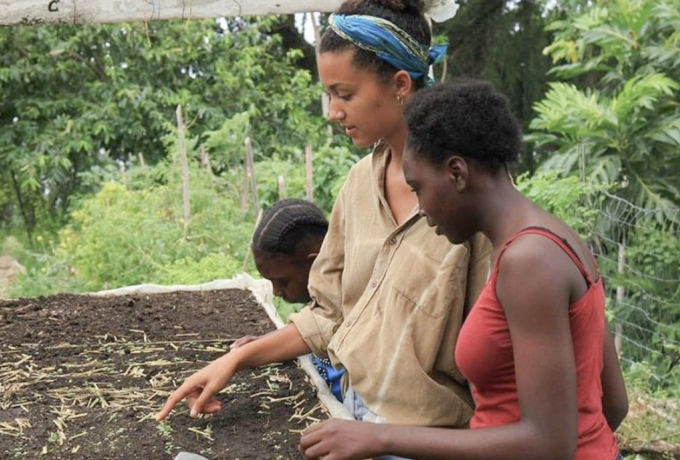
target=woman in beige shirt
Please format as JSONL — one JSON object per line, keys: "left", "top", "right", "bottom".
{"left": 157, "top": 0, "right": 491, "bottom": 450}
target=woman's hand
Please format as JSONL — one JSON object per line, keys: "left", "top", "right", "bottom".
{"left": 299, "top": 419, "right": 384, "bottom": 460}
{"left": 155, "top": 353, "right": 237, "bottom": 421}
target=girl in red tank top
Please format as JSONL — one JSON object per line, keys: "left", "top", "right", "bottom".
{"left": 455, "top": 226, "right": 618, "bottom": 460}
{"left": 295, "top": 80, "right": 628, "bottom": 460}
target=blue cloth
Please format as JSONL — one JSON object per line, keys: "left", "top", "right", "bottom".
{"left": 329, "top": 14, "right": 448, "bottom": 86}
{"left": 311, "top": 354, "right": 344, "bottom": 402}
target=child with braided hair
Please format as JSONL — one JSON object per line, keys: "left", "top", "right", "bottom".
{"left": 229, "top": 199, "right": 345, "bottom": 402}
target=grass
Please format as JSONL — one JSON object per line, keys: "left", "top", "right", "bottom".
{"left": 619, "top": 376, "right": 680, "bottom": 459}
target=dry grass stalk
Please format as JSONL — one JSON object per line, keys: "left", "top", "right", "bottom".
{"left": 267, "top": 393, "right": 303, "bottom": 404}
{"left": 188, "top": 425, "right": 214, "bottom": 441}
{"left": 0, "top": 418, "right": 31, "bottom": 437}
{"left": 68, "top": 430, "right": 87, "bottom": 441}
{"left": 205, "top": 346, "right": 228, "bottom": 353}
{"left": 123, "top": 365, "right": 146, "bottom": 378}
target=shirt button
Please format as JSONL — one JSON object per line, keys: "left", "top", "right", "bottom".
{"left": 370, "top": 281, "right": 377, "bottom": 288}
{"left": 345, "top": 318, "right": 354, "bottom": 327}
{"left": 389, "top": 237, "right": 397, "bottom": 245}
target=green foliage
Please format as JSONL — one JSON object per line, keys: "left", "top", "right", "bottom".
{"left": 515, "top": 171, "right": 606, "bottom": 235}
{"left": 529, "top": 0, "right": 680, "bottom": 217}
{"left": 273, "top": 296, "right": 304, "bottom": 324}
{"left": 528, "top": 76, "right": 680, "bottom": 214}
{"left": 544, "top": 0, "right": 680, "bottom": 84}
{"left": 10, "top": 158, "right": 255, "bottom": 295}
{"left": 312, "top": 141, "right": 362, "bottom": 213}
{"left": 0, "top": 16, "right": 326, "bottom": 243}
{"left": 608, "top": 220, "right": 680, "bottom": 389}
{"left": 8, "top": 251, "right": 88, "bottom": 298}
{"left": 157, "top": 253, "right": 241, "bottom": 285}
{"left": 6, "top": 124, "right": 358, "bottom": 297}
{"left": 250, "top": 158, "right": 308, "bottom": 212}
{"left": 220, "top": 139, "right": 360, "bottom": 216}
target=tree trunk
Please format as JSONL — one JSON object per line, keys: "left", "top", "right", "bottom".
{"left": 10, "top": 170, "right": 34, "bottom": 246}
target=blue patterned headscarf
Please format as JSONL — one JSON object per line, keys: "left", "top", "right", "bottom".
{"left": 328, "top": 13, "right": 448, "bottom": 86}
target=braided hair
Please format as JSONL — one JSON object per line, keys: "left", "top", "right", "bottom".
{"left": 320, "top": 0, "right": 431, "bottom": 87}
{"left": 252, "top": 199, "right": 329, "bottom": 256}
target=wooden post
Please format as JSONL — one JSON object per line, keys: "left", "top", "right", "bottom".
{"left": 176, "top": 105, "right": 191, "bottom": 228}
{"left": 278, "top": 175, "right": 288, "bottom": 199}
{"left": 305, "top": 145, "right": 313, "bottom": 202}
{"left": 138, "top": 153, "right": 145, "bottom": 167}
{"left": 200, "top": 146, "right": 211, "bottom": 172}
{"left": 240, "top": 154, "right": 249, "bottom": 211}
{"left": 244, "top": 137, "right": 260, "bottom": 216}
{"left": 614, "top": 241, "right": 626, "bottom": 357}
{"left": 240, "top": 180, "right": 249, "bottom": 211}
{"left": 119, "top": 161, "right": 127, "bottom": 189}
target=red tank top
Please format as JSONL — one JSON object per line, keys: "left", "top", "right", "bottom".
{"left": 455, "top": 227, "right": 618, "bottom": 460}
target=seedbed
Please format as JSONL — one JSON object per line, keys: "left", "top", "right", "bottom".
{"left": 0, "top": 290, "right": 323, "bottom": 459}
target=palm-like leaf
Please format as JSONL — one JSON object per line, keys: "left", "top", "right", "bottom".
{"left": 530, "top": 0, "right": 680, "bottom": 222}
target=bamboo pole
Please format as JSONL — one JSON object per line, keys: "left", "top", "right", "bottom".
{"left": 176, "top": 105, "right": 191, "bottom": 228}
{"left": 278, "top": 175, "right": 288, "bottom": 200}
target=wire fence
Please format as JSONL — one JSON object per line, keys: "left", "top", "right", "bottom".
{"left": 591, "top": 191, "right": 680, "bottom": 390}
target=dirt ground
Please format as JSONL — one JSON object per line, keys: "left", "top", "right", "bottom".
{"left": 0, "top": 290, "right": 324, "bottom": 460}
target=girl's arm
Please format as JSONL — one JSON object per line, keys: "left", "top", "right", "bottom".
{"left": 300, "top": 236, "right": 581, "bottom": 460}
{"left": 156, "top": 323, "right": 311, "bottom": 421}
{"left": 601, "top": 325, "right": 628, "bottom": 430}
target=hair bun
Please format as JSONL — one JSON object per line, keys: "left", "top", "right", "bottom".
{"left": 372, "top": 0, "right": 424, "bottom": 14}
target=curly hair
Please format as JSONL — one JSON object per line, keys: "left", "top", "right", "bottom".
{"left": 252, "top": 199, "right": 328, "bottom": 256}
{"left": 403, "top": 79, "right": 523, "bottom": 170}
{"left": 320, "top": 0, "right": 431, "bottom": 87}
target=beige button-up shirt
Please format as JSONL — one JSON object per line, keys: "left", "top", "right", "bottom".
{"left": 289, "top": 142, "right": 492, "bottom": 427}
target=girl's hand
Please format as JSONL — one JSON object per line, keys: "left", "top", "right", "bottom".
{"left": 230, "top": 335, "right": 260, "bottom": 349}
{"left": 155, "top": 354, "right": 237, "bottom": 421}
{"left": 299, "top": 419, "right": 384, "bottom": 460}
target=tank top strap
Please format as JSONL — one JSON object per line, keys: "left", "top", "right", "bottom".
{"left": 495, "top": 226, "right": 595, "bottom": 286}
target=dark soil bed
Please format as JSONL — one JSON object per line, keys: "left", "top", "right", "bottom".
{"left": 0, "top": 289, "right": 324, "bottom": 460}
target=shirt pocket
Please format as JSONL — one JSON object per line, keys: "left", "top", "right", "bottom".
{"left": 388, "top": 236, "right": 470, "bottom": 319}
